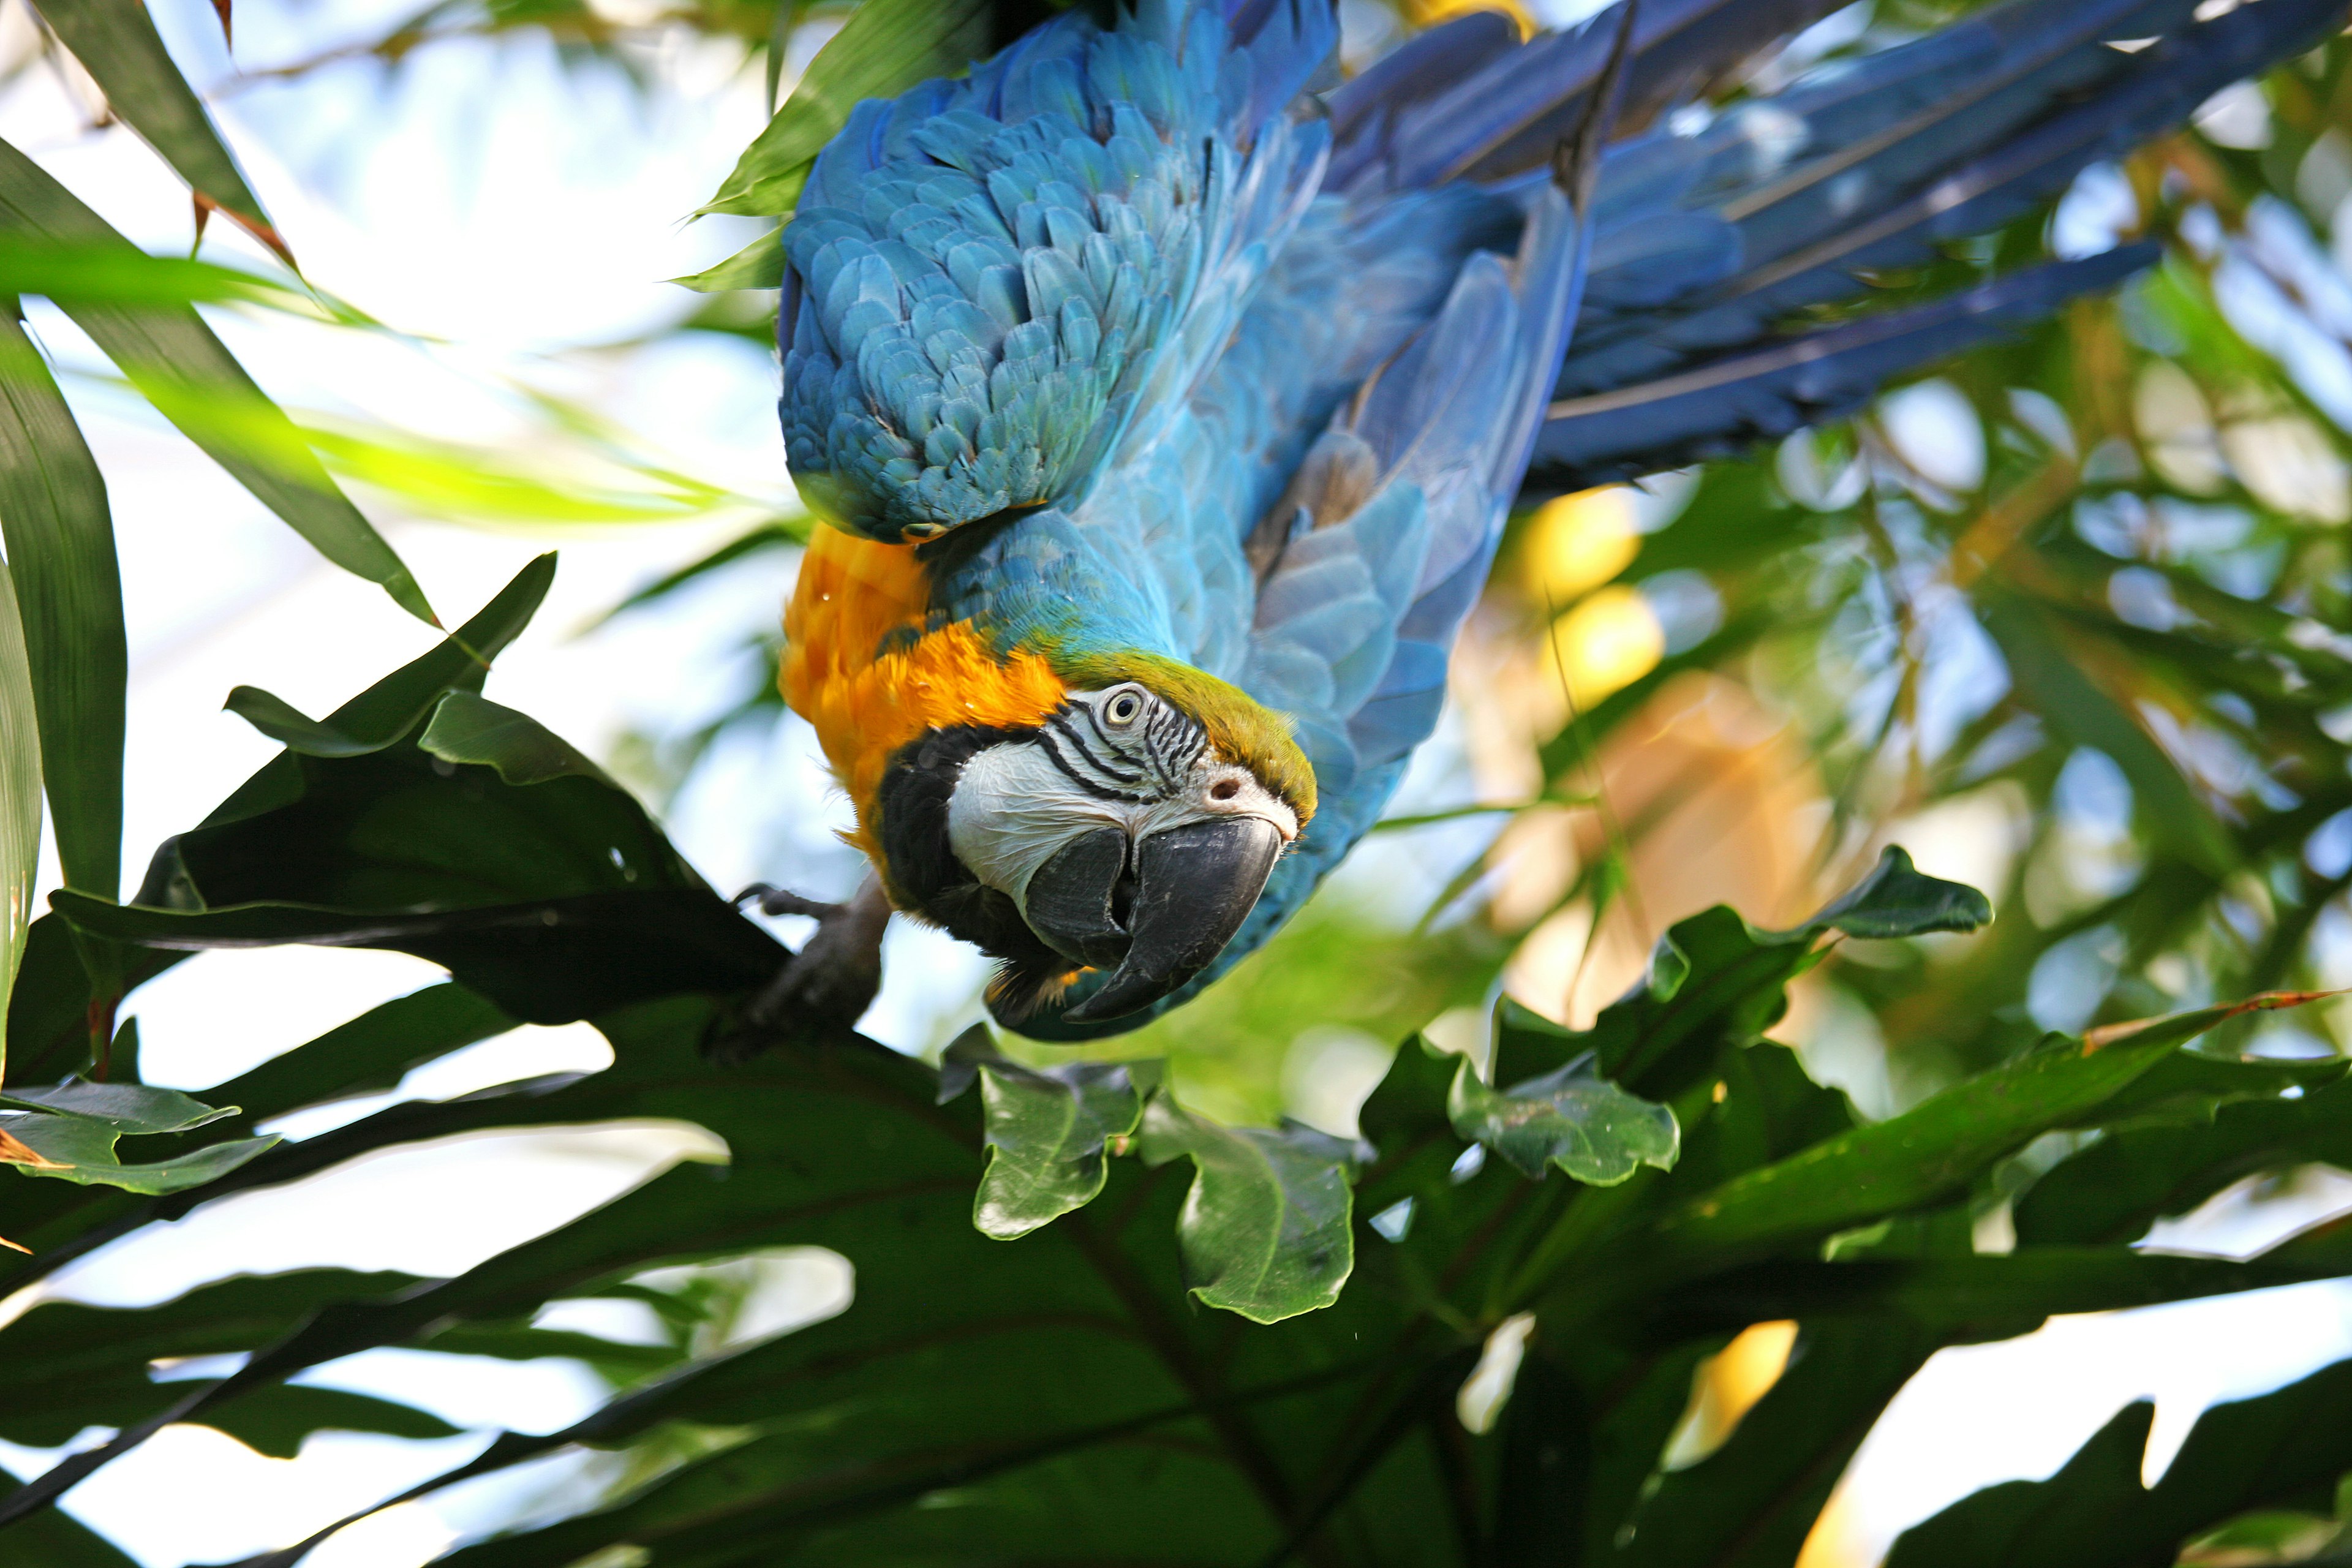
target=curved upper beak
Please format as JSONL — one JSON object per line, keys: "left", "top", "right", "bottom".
{"left": 1023, "top": 817, "right": 1283, "bottom": 1025}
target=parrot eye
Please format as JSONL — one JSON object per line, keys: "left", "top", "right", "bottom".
{"left": 1103, "top": 689, "right": 1145, "bottom": 727}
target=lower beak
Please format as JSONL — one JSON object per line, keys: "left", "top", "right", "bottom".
{"left": 1058, "top": 817, "right": 1283, "bottom": 1025}
{"left": 1023, "top": 826, "right": 1132, "bottom": 969}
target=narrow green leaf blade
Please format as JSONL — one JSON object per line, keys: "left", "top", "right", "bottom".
{"left": 1, "top": 1111, "right": 276, "bottom": 1193}
{"left": 222, "top": 685, "right": 382, "bottom": 757}
{"left": 0, "top": 548, "right": 42, "bottom": 1084}
{"left": 0, "top": 312, "right": 123, "bottom": 899}
{"left": 203, "top": 1382, "right": 461, "bottom": 1457}
{"left": 1448, "top": 1055, "right": 1679, "bottom": 1184}
{"left": 0, "top": 236, "right": 301, "bottom": 310}
{"left": 671, "top": 227, "right": 783, "bottom": 292}
{"left": 1135, "top": 1092, "right": 1358, "bottom": 1322}
{"left": 1650, "top": 995, "right": 2340, "bottom": 1261}
{"left": 0, "top": 1079, "right": 235, "bottom": 1134}
{"left": 700, "top": 0, "right": 993, "bottom": 218}
{"left": 0, "top": 139, "right": 430, "bottom": 624}
{"left": 26, "top": 0, "right": 280, "bottom": 252}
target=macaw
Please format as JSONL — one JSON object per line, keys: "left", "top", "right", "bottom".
{"left": 760, "top": 0, "right": 2342, "bottom": 1040}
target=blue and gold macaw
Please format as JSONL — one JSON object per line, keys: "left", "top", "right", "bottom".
{"left": 763, "top": 0, "right": 2342, "bottom": 1039}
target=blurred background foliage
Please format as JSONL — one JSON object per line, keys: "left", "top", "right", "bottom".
{"left": 11, "top": 0, "right": 2352, "bottom": 1558}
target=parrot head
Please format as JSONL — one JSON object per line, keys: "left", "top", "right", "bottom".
{"left": 873, "top": 662, "right": 1316, "bottom": 1028}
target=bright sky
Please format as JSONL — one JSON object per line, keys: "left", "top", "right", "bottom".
{"left": 0, "top": 1, "right": 2348, "bottom": 1562}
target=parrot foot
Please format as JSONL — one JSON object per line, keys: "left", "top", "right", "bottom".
{"left": 707, "top": 873, "right": 892, "bottom": 1060}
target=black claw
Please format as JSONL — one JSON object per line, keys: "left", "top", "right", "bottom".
{"left": 736, "top": 882, "right": 845, "bottom": 920}
{"left": 706, "top": 874, "right": 894, "bottom": 1060}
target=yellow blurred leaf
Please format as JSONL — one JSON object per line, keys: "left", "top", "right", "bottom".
{"left": 1524, "top": 488, "right": 1640, "bottom": 606}
{"left": 1548, "top": 585, "right": 1663, "bottom": 710}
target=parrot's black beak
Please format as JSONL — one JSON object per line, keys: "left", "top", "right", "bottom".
{"left": 1023, "top": 826, "right": 1133, "bottom": 970}
{"left": 1052, "top": 817, "right": 1283, "bottom": 1024}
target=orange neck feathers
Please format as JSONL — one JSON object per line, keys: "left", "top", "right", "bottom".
{"left": 782, "top": 526, "right": 1068, "bottom": 862}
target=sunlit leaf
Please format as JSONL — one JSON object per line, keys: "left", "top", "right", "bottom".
{"left": 0, "top": 138, "right": 431, "bottom": 624}
{"left": 0, "top": 1110, "right": 276, "bottom": 1194}
{"left": 1649, "top": 991, "right": 2343, "bottom": 1264}
{"left": 0, "top": 1079, "right": 236, "bottom": 1134}
{"left": 418, "top": 690, "right": 619, "bottom": 786}
{"left": 0, "top": 312, "right": 123, "bottom": 900}
{"left": 1448, "top": 1053, "right": 1679, "bottom": 1184}
{"left": 699, "top": 0, "right": 994, "bottom": 219}
{"left": 672, "top": 227, "right": 784, "bottom": 292}
{"left": 26, "top": 0, "right": 283, "bottom": 257}
{"left": 0, "top": 548, "right": 41, "bottom": 1087}
{"left": 1134, "top": 1090, "right": 1361, "bottom": 1323}
{"left": 940, "top": 1027, "right": 1142, "bottom": 1238}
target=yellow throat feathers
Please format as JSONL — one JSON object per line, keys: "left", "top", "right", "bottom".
{"left": 781, "top": 527, "right": 1319, "bottom": 859}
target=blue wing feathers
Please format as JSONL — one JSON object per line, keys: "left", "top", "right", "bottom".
{"left": 1553, "top": 0, "right": 2340, "bottom": 418}
{"left": 1534, "top": 245, "right": 2159, "bottom": 489}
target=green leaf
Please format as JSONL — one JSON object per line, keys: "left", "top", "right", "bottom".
{"left": 25, "top": 0, "right": 281, "bottom": 254}
{"left": 0, "top": 1110, "right": 276, "bottom": 1193}
{"left": 1885, "top": 1356, "right": 2352, "bottom": 1567}
{"left": 202, "top": 982, "right": 518, "bottom": 1133}
{"left": 4, "top": 913, "right": 185, "bottom": 1088}
{"left": 0, "top": 235, "right": 307, "bottom": 311}
{"left": 671, "top": 227, "right": 784, "bottom": 292}
{"left": 1646, "top": 998, "right": 2339, "bottom": 1265}
{"left": 0, "top": 311, "right": 124, "bottom": 899}
{"left": 1616, "top": 1322, "right": 1936, "bottom": 1568}
{"left": 1447, "top": 1054, "right": 1679, "bottom": 1184}
{"left": 420, "top": 690, "right": 618, "bottom": 786}
{"left": 53, "top": 556, "right": 788, "bottom": 1026}
{"left": 1502, "top": 846, "right": 1991, "bottom": 1101}
{"left": 1134, "top": 1091, "right": 1360, "bottom": 1322}
{"left": 0, "top": 1079, "right": 235, "bottom": 1134}
{"left": 941, "top": 1028, "right": 1143, "bottom": 1239}
{"left": 222, "top": 685, "right": 388, "bottom": 758}
{"left": 0, "top": 1475, "right": 135, "bottom": 1567}
{"left": 203, "top": 1382, "right": 461, "bottom": 1457}
{"left": 0, "top": 548, "right": 40, "bottom": 1085}
{"left": 217, "top": 553, "right": 552, "bottom": 764}
{"left": 2017, "top": 1072, "right": 2352, "bottom": 1247}
{"left": 699, "top": 0, "right": 994, "bottom": 219}
{"left": 0, "top": 138, "right": 430, "bottom": 624}
{"left": 301, "top": 421, "right": 754, "bottom": 529}
{"left": 1809, "top": 845, "right": 1996, "bottom": 938}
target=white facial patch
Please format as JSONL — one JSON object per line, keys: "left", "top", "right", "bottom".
{"left": 946, "top": 714, "right": 1299, "bottom": 919}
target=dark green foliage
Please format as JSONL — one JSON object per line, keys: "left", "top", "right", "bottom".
{"left": 1887, "top": 1359, "right": 2352, "bottom": 1568}
{"left": 0, "top": 590, "right": 2343, "bottom": 1563}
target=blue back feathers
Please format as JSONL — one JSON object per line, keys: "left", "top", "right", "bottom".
{"left": 782, "top": 0, "right": 1335, "bottom": 541}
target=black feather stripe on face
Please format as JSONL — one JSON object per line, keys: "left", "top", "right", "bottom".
{"left": 1036, "top": 694, "right": 1205, "bottom": 803}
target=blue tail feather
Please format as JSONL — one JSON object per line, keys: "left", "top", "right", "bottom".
{"left": 1532, "top": 244, "right": 2157, "bottom": 489}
